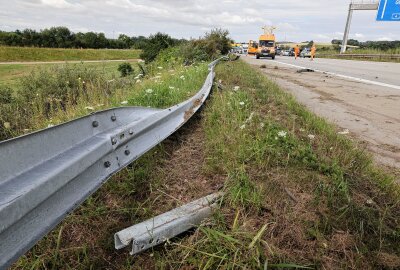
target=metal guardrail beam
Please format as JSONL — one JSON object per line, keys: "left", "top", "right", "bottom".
{"left": 114, "top": 192, "right": 223, "bottom": 255}
{"left": 0, "top": 57, "right": 227, "bottom": 269}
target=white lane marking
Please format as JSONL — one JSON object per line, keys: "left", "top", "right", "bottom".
{"left": 274, "top": 60, "right": 400, "bottom": 90}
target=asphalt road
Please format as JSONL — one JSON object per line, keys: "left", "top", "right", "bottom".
{"left": 272, "top": 56, "right": 400, "bottom": 87}
{"left": 242, "top": 55, "right": 400, "bottom": 171}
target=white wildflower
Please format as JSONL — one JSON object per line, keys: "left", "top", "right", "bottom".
{"left": 134, "top": 76, "right": 139, "bottom": 80}
{"left": 157, "top": 66, "right": 163, "bottom": 69}
{"left": 338, "top": 129, "right": 350, "bottom": 135}
{"left": 180, "top": 75, "right": 185, "bottom": 80}
{"left": 107, "top": 79, "right": 115, "bottom": 83}
{"left": 85, "top": 106, "right": 95, "bottom": 111}
{"left": 121, "top": 101, "right": 128, "bottom": 105}
{"left": 260, "top": 123, "right": 265, "bottom": 128}
{"left": 169, "top": 86, "right": 175, "bottom": 90}
{"left": 233, "top": 86, "right": 240, "bottom": 92}
{"left": 240, "top": 124, "right": 246, "bottom": 130}
{"left": 299, "top": 128, "right": 305, "bottom": 132}
{"left": 145, "top": 89, "right": 154, "bottom": 94}
{"left": 3, "top": 122, "right": 11, "bottom": 129}
{"left": 278, "top": 131, "right": 287, "bottom": 138}
{"left": 239, "top": 102, "right": 245, "bottom": 106}
{"left": 78, "top": 77, "right": 81, "bottom": 80}
{"left": 136, "top": 79, "right": 141, "bottom": 83}
{"left": 308, "top": 134, "right": 315, "bottom": 140}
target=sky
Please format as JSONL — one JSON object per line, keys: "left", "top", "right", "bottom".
{"left": 0, "top": 0, "right": 399, "bottom": 43}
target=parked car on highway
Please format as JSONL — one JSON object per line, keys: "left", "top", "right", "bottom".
{"left": 281, "top": 50, "right": 290, "bottom": 56}
{"left": 288, "top": 48, "right": 295, "bottom": 56}
{"left": 300, "top": 48, "right": 311, "bottom": 58}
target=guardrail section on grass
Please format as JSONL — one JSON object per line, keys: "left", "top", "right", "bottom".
{"left": 0, "top": 57, "right": 227, "bottom": 269}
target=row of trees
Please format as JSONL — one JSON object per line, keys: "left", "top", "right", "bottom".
{"left": 331, "top": 39, "right": 400, "bottom": 50}
{"left": 0, "top": 27, "right": 180, "bottom": 49}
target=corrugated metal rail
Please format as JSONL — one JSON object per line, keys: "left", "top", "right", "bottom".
{"left": 0, "top": 57, "right": 227, "bottom": 269}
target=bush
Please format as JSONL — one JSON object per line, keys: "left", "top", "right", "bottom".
{"left": 117, "top": 62, "right": 134, "bottom": 77}
{"left": 140, "top": 33, "right": 178, "bottom": 63}
{"left": 180, "top": 28, "right": 231, "bottom": 64}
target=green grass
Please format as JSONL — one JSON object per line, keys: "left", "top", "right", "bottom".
{"left": 0, "top": 60, "right": 139, "bottom": 87}
{"left": 8, "top": 58, "right": 400, "bottom": 269}
{"left": 0, "top": 46, "right": 141, "bottom": 62}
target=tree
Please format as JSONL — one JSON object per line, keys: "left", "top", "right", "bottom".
{"left": 140, "top": 32, "right": 177, "bottom": 62}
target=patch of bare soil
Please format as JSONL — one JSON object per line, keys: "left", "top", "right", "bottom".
{"left": 151, "top": 116, "right": 223, "bottom": 212}
{"left": 127, "top": 114, "right": 225, "bottom": 268}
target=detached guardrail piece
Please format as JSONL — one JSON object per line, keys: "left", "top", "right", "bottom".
{"left": 0, "top": 57, "right": 227, "bottom": 269}
{"left": 114, "top": 192, "right": 223, "bottom": 255}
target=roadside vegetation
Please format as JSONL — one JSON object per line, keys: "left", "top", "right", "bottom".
{"left": 0, "top": 60, "right": 139, "bottom": 88}
{"left": 0, "top": 46, "right": 140, "bottom": 62}
{"left": 3, "top": 28, "right": 400, "bottom": 269}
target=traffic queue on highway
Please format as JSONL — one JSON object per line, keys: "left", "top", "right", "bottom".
{"left": 231, "top": 26, "right": 317, "bottom": 61}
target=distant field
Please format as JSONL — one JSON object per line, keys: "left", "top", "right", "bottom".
{"left": 0, "top": 60, "right": 138, "bottom": 87}
{"left": 0, "top": 46, "right": 141, "bottom": 62}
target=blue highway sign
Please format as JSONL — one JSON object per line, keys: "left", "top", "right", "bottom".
{"left": 377, "top": 0, "right": 400, "bottom": 21}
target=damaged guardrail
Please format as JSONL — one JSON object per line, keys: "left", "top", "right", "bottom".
{"left": 115, "top": 192, "right": 223, "bottom": 255}
{"left": 0, "top": 57, "right": 227, "bottom": 269}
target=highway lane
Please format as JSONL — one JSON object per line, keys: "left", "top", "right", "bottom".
{"left": 272, "top": 56, "right": 400, "bottom": 88}
{"left": 242, "top": 55, "right": 400, "bottom": 171}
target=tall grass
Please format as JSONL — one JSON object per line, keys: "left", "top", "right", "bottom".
{"left": 0, "top": 59, "right": 208, "bottom": 141}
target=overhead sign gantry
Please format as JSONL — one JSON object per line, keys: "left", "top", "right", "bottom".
{"left": 341, "top": 0, "right": 399, "bottom": 53}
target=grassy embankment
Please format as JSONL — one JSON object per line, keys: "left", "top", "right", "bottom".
{"left": 0, "top": 46, "right": 141, "bottom": 62}
{"left": 7, "top": 57, "right": 400, "bottom": 269}
{"left": 0, "top": 60, "right": 138, "bottom": 87}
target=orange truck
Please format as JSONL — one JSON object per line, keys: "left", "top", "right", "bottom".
{"left": 255, "top": 33, "right": 276, "bottom": 60}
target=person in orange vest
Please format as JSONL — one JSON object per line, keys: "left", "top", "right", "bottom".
{"left": 310, "top": 43, "right": 316, "bottom": 61}
{"left": 294, "top": 45, "right": 300, "bottom": 60}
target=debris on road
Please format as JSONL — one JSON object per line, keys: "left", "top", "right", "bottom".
{"left": 296, "top": 68, "right": 314, "bottom": 73}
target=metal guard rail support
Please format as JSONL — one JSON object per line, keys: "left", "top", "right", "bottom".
{"left": 0, "top": 57, "right": 227, "bottom": 269}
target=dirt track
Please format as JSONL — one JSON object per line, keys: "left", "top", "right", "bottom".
{"left": 243, "top": 55, "right": 400, "bottom": 170}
